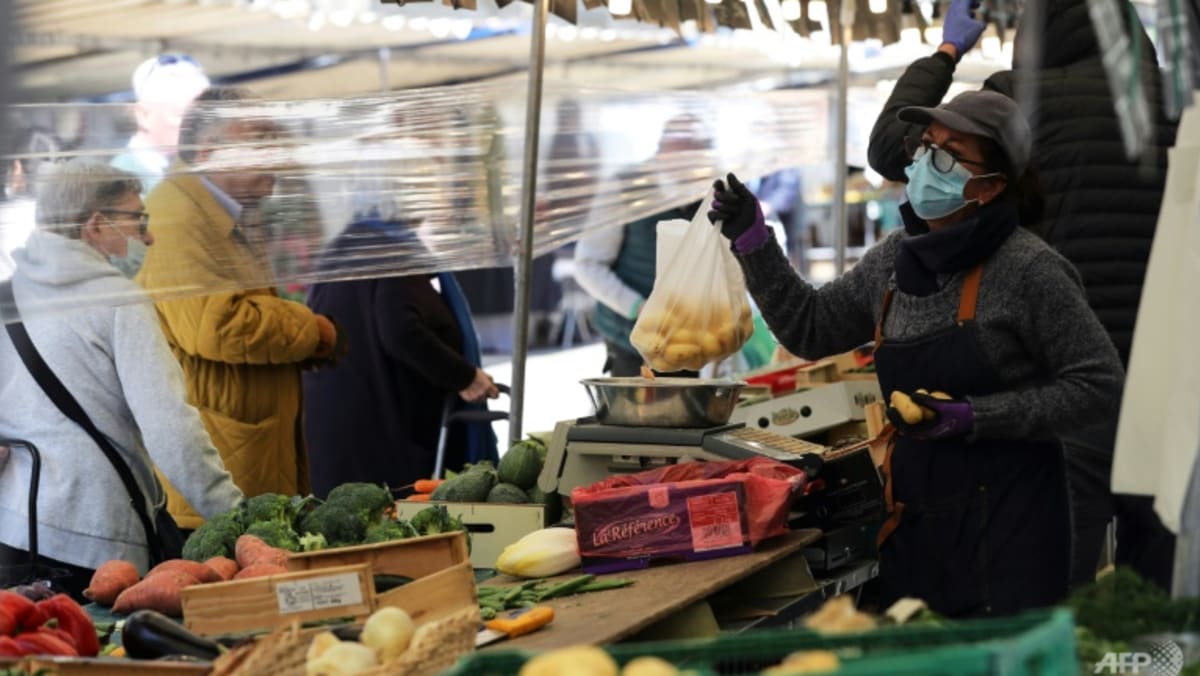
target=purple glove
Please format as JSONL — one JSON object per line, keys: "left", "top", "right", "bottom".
{"left": 887, "top": 391, "right": 975, "bottom": 441}
{"left": 941, "top": 0, "right": 985, "bottom": 59}
{"left": 707, "top": 173, "right": 770, "bottom": 253}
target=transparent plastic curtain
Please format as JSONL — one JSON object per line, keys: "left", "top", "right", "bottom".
{"left": 1, "top": 80, "right": 829, "bottom": 323}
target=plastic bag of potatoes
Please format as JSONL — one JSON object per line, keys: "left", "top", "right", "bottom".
{"left": 630, "top": 188, "right": 753, "bottom": 373}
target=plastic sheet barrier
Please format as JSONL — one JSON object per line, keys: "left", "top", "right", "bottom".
{"left": 1, "top": 80, "right": 829, "bottom": 321}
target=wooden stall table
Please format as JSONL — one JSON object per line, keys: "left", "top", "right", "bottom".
{"left": 479, "top": 529, "right": 823, "bottom": 652}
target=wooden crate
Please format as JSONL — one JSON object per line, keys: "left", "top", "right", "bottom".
{"left": 286, "top": 531, "right": 468, "bottom": 579}
{"left": 182, "top": 532, "right": 474, "bottom": 636}
{"left": 393, "top": 502, "right": 546, "bottom": 568}
{"left": 793, "top": 360, "right": 841, "bottom": 387}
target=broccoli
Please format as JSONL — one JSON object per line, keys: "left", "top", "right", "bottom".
{"left": 299, "top": 532, "right": 328, "bottom": 552}
{"left": 182, "top": 512, "right": 244, "bottom": 561}
{"left": 299, "top": 502, "right": 368, "bottom": 547}
{"left": 325, "top": 483, "right": 394, "bottom": 522}
{"left": 363, "top": 520, "right": 417, "bottom": 544}
{"left": 410, "top": 505, "right": 456, "bottom": 536}
{"left": 244, "top": 521, "right": 301, "bottom": 552}
{"left": 242, "top": 493, "right": 293, "bottom": 527}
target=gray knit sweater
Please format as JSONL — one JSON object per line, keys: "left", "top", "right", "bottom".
{"left": 0, "top": 230, "right": 243, "bottom": 572}
{"left": 735, "top": 229, "right": 1124, "bottom": 441}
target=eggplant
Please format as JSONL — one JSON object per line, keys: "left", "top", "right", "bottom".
{"left": 121, "top": 610, "right": 221, "bottom": 661}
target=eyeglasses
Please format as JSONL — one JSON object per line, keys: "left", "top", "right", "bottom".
{"left": 100, "top": 210, "right": 150, "bottom": 236}
{"left": 904, "top": 136, "right": 990, "bottom": 174}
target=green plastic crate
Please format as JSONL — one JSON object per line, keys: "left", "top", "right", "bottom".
{"left": 445, "top": 609, "right": 1077, "bottom": 676}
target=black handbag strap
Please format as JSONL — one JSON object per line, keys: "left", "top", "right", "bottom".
{"left": 0, "top": 281, "right": 165, "bottom": 564}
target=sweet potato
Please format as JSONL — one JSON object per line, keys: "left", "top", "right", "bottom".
{"left": 83, "top": 560, "right": 141, "bottom": 606}
{"left": 147, "top": 559, "right": 222, "bottom": 584}
{"left": 203, "top": 556, "right": 239, "bottom": 581}
{"left": 235, "top": 534, "right": 289, "bottom": 569}
{"left": 111, "top": 571, "right": 200, "bottom": 617}
{"left": 233, "top": 563, "right": 289, "bottom": 580}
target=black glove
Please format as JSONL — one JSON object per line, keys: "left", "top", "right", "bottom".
{"left": 707, "top": 173, "right": 766, "bottom": 248}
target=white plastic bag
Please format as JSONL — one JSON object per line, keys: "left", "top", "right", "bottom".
{"left": 630, "top": 189, "right": 753, "bottom": 372}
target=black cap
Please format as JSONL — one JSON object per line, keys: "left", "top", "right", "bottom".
{"left": 898, "top": 90, "right": 1031, "bottom": 175}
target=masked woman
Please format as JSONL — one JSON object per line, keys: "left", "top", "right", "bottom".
{"left": 710, "top": 91, "right": 1123, "bottom": 617}
{"left": 0, "top": 160, "right": 242, "bottom": 595}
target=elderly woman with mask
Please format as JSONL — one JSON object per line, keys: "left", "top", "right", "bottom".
{"left": 710, "top": 91, "right": 1123, "bottom": 617}
{"left": 0, "top": 159, "right": 241, "bottom": 597}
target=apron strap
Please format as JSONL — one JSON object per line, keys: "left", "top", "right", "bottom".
{"left": 957, "top": 264, "right": 984, "bottom": 323}
{"left": 875, "top": 426, "right": 902, "bottom": 548}
{"left": 873, "top": 289, "right": 896, "bottom": 353}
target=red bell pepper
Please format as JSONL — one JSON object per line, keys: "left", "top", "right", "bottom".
{"left": 36, "top": 595, "right": 99, "bottom": 657}
{"left": 0, "top": 607, "right": 15, "bottom": 637}
{"left": 0, "top": 591, "right": 48, "bottom": 633}
{"left": 13, "top": 630, "right": 78, "bottom": 657}
{"left": 36, "top": 625, "right": 78, "bottom": 652}
{"left": 0, "top": 635, "right": 24, "bottom": 657}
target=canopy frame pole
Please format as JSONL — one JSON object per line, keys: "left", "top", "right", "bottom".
{"left": 833, "top": 5, "right": 853, "bottom": 275}
{"left": 509, "top": 0, "right": 552, "bottom": 445}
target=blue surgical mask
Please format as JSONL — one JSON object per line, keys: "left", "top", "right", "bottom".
{"left": 102, "top": 217, "right": 148, "bottom": 278}
{"left": 903, "top": 151, "right": 982, "bottom": 220}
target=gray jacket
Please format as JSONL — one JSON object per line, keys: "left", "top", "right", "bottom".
{"left": 736, "top": 229, "right": 1124, "bottom": 441}
{"left": 0, "top": 230, "right": 242, "bottom": 572}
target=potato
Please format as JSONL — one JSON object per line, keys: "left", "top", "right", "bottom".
{"left": 670, "top": 328, "right": 696, "bottom": 345}
{"left": 520, "top": 646, "right": 619, "bottom": 676}
{"left": 663, "top": 343, "right": 702, "bottom": 366}
{"left": 889, "top": 391, "right": 925, "bottom": 425}
{"left": 698, "top": 332, "right": 724, "bottom": 361}
{"left": 714, "top": 323, "right": 738, "bottom": 353}
{"left": 621, "top": 656, "right": 679, "bottom": 676}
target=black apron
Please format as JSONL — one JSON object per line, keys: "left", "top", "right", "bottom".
{"left": 873, "top": 264, "right": 1071, "bottom": 617}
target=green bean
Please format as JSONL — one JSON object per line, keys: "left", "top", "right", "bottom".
{"left": 575, "top": 579, "right": 635, "bottom": 594}
{"left": 537, "top": 574, "right": 595, "bottom": 600}
{"left": 480, "top": 607, "right": 497, "bottom": 621}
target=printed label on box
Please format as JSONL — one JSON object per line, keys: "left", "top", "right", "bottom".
{"left": 687, "top": 491, "right": 744, "bottom": 552}
{"left": 275, "top": 572, "right": 363, "bottom": 615}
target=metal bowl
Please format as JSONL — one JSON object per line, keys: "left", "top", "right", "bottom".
{"left": 580, "top": 377, "right": 748, "bottom": 428}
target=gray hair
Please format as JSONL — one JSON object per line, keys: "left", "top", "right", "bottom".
{"left": 177, "top": 85, "right": 260, "bottom": 164}
{"left": 34, "top": 159, "right": 141, "bottom": 239}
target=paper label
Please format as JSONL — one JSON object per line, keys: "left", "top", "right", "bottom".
{"left": 274, "top": 572, "right": 363, "bottom": 615}
{"left": 687, "top": 491, "right": 744, "bottom": 552}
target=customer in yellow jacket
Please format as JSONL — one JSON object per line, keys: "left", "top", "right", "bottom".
{"left": 136, "top": 86, "right": 338, "bottom": 529}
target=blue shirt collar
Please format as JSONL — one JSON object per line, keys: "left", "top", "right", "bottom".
{"left": 198, "top": 176, "right": 243, "bottom": 225}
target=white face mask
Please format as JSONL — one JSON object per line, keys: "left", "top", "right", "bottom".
{"left": 101, "top": 216, "right": 147, "bottom": 278}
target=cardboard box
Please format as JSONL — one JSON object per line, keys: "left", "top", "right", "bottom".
{"left": 574, "top": 479, "right": 753, "bottom": 573}
{"left": 392, "top": 502, "right": 547, "bottom": 568}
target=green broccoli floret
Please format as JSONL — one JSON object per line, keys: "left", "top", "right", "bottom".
{"left": 410, "top": 505, "right": 455, "bottom": 536}
{"left": 363, "top": 520, "right": 417, "bottom": 544}
{"left": 182, "top": 511, "right": 244, "bottom": 561}
{"left": 298, "top": 532, "right": 328, "bottom": 552}
{"left": 242, "top": 493, "right": 293, "bottom": 527}
{"left": 244, "top": 521, "right": 301, "bottom": 552}
{"left": 325, "top": 483, "right": 394, "bottom": 522}
{"left": 299, "top": 502, "right": 368, "bottom": 547}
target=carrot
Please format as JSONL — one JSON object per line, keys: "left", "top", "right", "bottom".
{"left": 83, "top": 560, "right": 140, "bottom": 605}
{"left": 414, "top": 479, "right": 443, "bottom": 494}
{"left": 203, "top": 556, "right": 239, "bottom": 581}
{"left": 235, "top": 534, "right": 289, "bottom": 569}
{"left": 147, "top": 559, "right": 223, "bottom": 584}
{"left": 405, "top": 494, "right": 432, "bottom": 502}
{"left": 233, "top": 563, "right": 289, "bottom": 580}
{"left": 111, "top": 572, "right": 200, "bottom": 617}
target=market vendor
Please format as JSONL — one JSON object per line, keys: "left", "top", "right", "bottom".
{"left": 708, "top": 91, "right": 1123, "bottom": 617}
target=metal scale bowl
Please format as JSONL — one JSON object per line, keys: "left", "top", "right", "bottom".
{"left": 579, "top": 377, "right": 747, "bottom": 428}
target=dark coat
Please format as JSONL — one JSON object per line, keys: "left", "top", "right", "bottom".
{"left": 867, "top": 0, "right": 1178, "bottom": 364}
{"left": 302, "top": 233, "right": 477, "bottom": 498}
